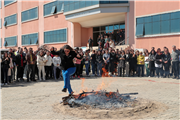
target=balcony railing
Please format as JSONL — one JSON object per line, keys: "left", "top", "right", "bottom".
{"left": 64, "top": 0, "right": 128, "bottom": 12}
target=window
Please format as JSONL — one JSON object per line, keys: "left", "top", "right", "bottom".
{"left": 22, "top": 7, "right": 38, "bottom": 22}
{"left": 22, "top": 33, "right": 38, "bottom": 45}
{"left": 4, "top": 14, "right": 17, "bottom": 27}
{"left": 0, "top": 19, "right": 1, "bottom": 28}
{"left": 0, "top": 38, "right": 2, "bottom": 47}
{"left": 0, "top": 0, "right": 1, "bottom": 9}
{"left": 4, "top": 0, "right": 16, "bottom": 6}
{"left": 44, "top": 28, "right": 67, "bottom": 44}
{"left": 136, "top": 11, "right": 180, "bottom": 37}
{"left": 136, "top": 24, "right": 144, "bottom": 37}
{"left": 4, "top": 36, "right": 17, "bottom": 47}
{"left": 44, "top": 1, "right": 63, "bottom": 16}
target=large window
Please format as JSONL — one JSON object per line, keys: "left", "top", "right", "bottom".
{"left": 136, "top": 11, "right": 180, "bottom": 37}
{"left": 22, "top": 7, "right": 38, "bottom": 22}
{"left": 4, "top": 14, "right": 17, "bottom": 27}
{"left": 4, "top": 36, "right": 17, "bottom": 47}
{"left": 4, "top": 0, "right": 16, "bottom": 6}
{"left": 0, "top": 0, "right": 2, "bottom": 9}
{"left": 44, "top": 28, "right": 67, "bottom": 44}
{"left": 44, "top": 1, "right": 64, "bottom": 16}
{"left": 0, "top": 38, "right": 2, "bottom": 47}
{"left": 22, "top": 33, "right": 38, "bottom": 45}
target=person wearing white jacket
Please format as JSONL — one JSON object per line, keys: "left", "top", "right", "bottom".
{"left": 53, "top": 55, "right": 61, "bottom": 80}
{"left": 37, "top": 51, "right": 46, "bottom": 81}
{"left": 44, "top": 51, "right": 53, "bottom": 79}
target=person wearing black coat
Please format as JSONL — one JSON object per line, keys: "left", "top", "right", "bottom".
{"left": 125, "top": 50, "right": 130, "bottom": 77}
{"left": 162, "top": 49, "right": 171, "bottom": 78}
{"left": 155, "top": 48, "right": 164, "bottom": 78}
{"left": 16, "top": 48, "right": 26, "bottom": 81}
{"left": 96, "top": 51, "right": 103, "bottom": 76}
{"left": 50, "top": 45, "right": 81, "bottom": 95}
{"left": 148, "top": 50, "right": 156, "bottom": 77}
{"left": 129, "top": 50, "right": 137, "bottom": 77}
{"left": 2, "top": 52, "right": 10, "bottom": 85}
{"left": 109, "top": 50, "right": 116, "bottom": 76}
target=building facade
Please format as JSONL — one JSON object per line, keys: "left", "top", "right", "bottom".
{"left": 0, "top": 0, "right": 180, "bottom": 51}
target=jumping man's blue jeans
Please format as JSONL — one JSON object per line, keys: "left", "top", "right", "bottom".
{"left": 62, "top": 67, "right": 76, "bottom": 94}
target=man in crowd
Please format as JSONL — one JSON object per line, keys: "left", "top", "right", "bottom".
{"left": 16, "top": 48, "right": 26, "bottom": 81}
{"left": 171, "top": 45, "right": 180, "bottom": 79}
{"left": 88, "top": 37, "right": 93, "bottom": 50}
{"left": 8, "top": 48, "right": 16, "bottom": 81}
{"left": 26, "top": 48, "right": 37, "bottom": 82}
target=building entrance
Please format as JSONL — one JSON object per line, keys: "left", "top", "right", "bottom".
{"left": 93, "top": 23, "right": 125, "bottom": 46}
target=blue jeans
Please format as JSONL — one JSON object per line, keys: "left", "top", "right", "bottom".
{"left": 172, "top": 61, "right": 179, "bottom": 77}
{"left": 91, "top": 63, "right": 95, "bottom": 75}
{"left": 156, "top": 67, "right": 163, "bottom": 77}
{"left": 97, "top": 62, "right": 103, "bottom": 76}
{"left": 62, "top": 67, "right": 76, "bottom": 94}
{"left": 85, "top": 62, "right": 90, "bottom": 75}
{"left": 137, "top": 65, "right": 144, "bottom": 77}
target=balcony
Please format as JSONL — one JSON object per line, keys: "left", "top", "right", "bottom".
{"left": 64, "top": 0, "right": 128, "bottom": 12}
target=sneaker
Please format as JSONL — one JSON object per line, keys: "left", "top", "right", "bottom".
{"left": 5, "top": 83, "right": 8, "bottom": 85}
{"left": 0, "top": 83, "right": 4, "bottom": 86}
{"left": 1, "top": 83, "right": 4, "bottom": 86}
{"left": 91, "top": 74, "right": 95, "bottom": 77}
{"left": 43, "top": 79, "right": 46, "bottom": 81}
{"left": 112, "top": 75, "right": 116, "bottom": 77}
{"left": 62, "top": 88, "right": 67, "bottom": 92}
{"left": 39, "top": 79, "right": 42, "bottom": 81}
{"left": 86, "top": 75, "right": 90, "bottom": 77}
{"left": 78, "top": 76, "right": 80, "bottom": 79}
{"left": 73, "top": 76, "right": 76, "bottom": 78}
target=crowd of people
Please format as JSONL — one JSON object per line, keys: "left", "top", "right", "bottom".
{"left": 88, "top": 29, "right": 125, "bottom": 50}
{"left": 1, "top": 44, "right": 180, "bottom": 86}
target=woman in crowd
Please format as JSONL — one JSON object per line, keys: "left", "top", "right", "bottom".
{"left": 144, "top": 52, "right": 150, "bottom": 77}
{"left": 118, "top": 50, "right": 126, "bottom": 77}
{"left": 109, "top": 49, "right": 116, "bottom": 76}
{"left": 52, "top": 54, "right": 61, "bottom": 80}
{"left": 149, "top": 50, "right": 156, "bottom": 77}
{"left": 8, "top": 53, "right": 14, "bottom": 83}
{"left": 96, "top": 50, "right": 103, "bottom": 76}
{"left": 163, "top": 48, "right": 171, "bottom": 78}
{"left": 103, "top": 49, "right": 110, "bottom": 72}
{"left": 109, "top": 39, "right": 115, "bottom": 49}
{"left": 104, "top": 40, "right": 110, "bottom": 49}
{"left": 91, "top": 50, "right": 96, "bottom": 77}
{"left": 155, "top": 48, "right": 164, "bottom": 78}
{"left": 73, "top": 53, "right": 82, "bottom": 79}
{"left": 129, "top": 50, "right": 137, "bottom": 77}
{"left": 37, "top": 50, "right": 46, "bottom": 81}
{"left": 51, "top": 45, "right": 81, "bottom": 95}
{"left": 2, "top": 52, "right": 10, "bottom": 85}
{"left": 125, "top": 50, "right": 130, "bottom": 77}
{"left": 84, "top": 51, "right": 91, "bottom": 76}
{"left": 44, "top": 51, "right": 53, "bottom": 80}
{"left": 137, "top": 52, "right": 145, "bottom": 77}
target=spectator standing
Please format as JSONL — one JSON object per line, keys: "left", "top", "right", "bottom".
{"left": 84, "top": 51, "right": 90, "bottom": 76}
{"left": 104, "top": 40, "right": 110, "bottom": 49}
{"left": 149, "top": 50, "right": 156, "bottom": 77}
{"left": 163, "top": 48, "right": 171, "bottom": 78}
{"left": 144, "top": 52, "right": 150, "bottom": 77}
{"left": 137, "top": 52, "right": 145, "bottom": 77}
{"left": 8, "top": 53, "right": 13, "bottom": 83}
{"left": 96, "top": 50, "right": 103, "bottom": 76}
{"left": 16, "top": 48, "right": 26, "bottom": 81}
{"left": 171, "top": 45, "right": 180, "bottom": 79}
{"left": 103, "top": 49, "right": 110, "bottom": 72}
{"left": 118, "top": 50, "right": 126, "bottom": 77}
{"left": 8, "top": 48, "right": 16, "bottom": 81}
{"left": 125, "top": 50, "right": 130, "bottom": 77}
{"left": 129, "top": 50, "right": 137, "bottom": 77}
{"left": 109, "top": 49, "right": 116, "bottom": 76}
{"left": 88, "top": 37, "right": 93, "bottom": 50}
{"left": 155, "top": 48, "right": 164, "bottom": 78}
{"left": 53, "top": 55, "right": 61, "bottom": 80}
{"left": 44, "top": 51, "right": 53, "bottom": 79}
{"left": 109, "top": 39, "right": 115, "bottom": 49}
{"left": 2, "top": 52, "right": 10, "bottom": 85}
{"left": 26, "top": 48, "right": 36, "bottom": 82}
{"left": 37, "top": 51, "right": 46, "bottom": 81}
{"left": 91, "top": 50, "right": 96, "bottom": 76}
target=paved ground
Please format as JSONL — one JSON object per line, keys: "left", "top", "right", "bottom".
{"left": 1, "top": 76, "right": 180, "bottom": 120}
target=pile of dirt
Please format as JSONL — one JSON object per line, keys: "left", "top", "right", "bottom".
{"left": 52, "top": 98, "right": 167, "bottom": 119}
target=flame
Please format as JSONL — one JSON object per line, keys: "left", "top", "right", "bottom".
{"left": 79, "top": 78, "right": 89, "bottom": 93}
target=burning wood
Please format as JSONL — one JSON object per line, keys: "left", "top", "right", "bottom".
{"left": 61, "top": 90, "right": 138, "bottom": 109}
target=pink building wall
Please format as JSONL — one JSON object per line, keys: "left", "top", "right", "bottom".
{"left": 81, "top": 27, "right": 93, "bottom": 46}
{"left": 135, "top": 1, "right": 180, "bottom": 51}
